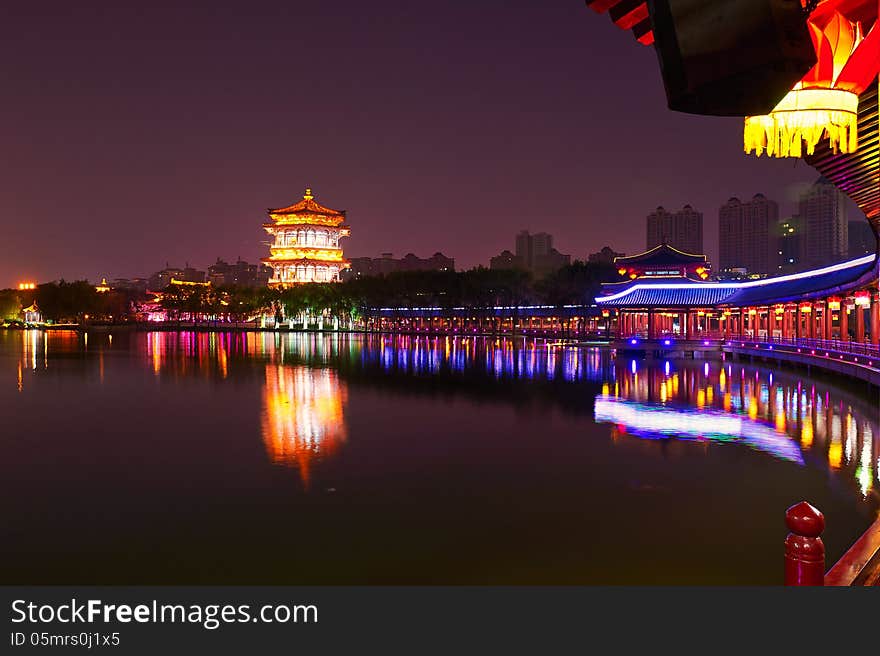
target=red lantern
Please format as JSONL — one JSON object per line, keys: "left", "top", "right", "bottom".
{"left": 745, "top": 0, "right": 879, "bottom": 158}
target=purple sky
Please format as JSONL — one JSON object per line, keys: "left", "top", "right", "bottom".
{"left": 1, "top": 1, "right": 856, "bottom": 286}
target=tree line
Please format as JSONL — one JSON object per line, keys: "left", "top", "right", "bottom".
{"left": 1, "top": 262, "right": 619, "bottom": 324}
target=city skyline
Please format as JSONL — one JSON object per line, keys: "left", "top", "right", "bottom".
{"left": 8, "top": 200, "right": 873, "bottom": 289}
{"left": 1, "top": 1, "right": 864, "bottom": 287}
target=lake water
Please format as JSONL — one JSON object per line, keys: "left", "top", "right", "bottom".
{"left": 1, "top": 330, "right": 877, "bottom": 584}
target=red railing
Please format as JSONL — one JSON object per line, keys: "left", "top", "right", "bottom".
{"left": 755, "top": 336, "right": 880, "bottom": 359}
{"left": 785, "top": 501, "right": 880, "bottom": 586}
{"left": 725, "top": 337, "right": 880, "bottom": 368}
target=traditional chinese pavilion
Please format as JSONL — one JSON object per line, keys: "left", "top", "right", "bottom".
{"left": 587, "top": 1, "right": 879, "bottom": 349}
{"left": 596, "top": 251, "right": 876, "bottom": 343}
{"left": 613, "top": 243, "right": 710, "bottom": 281}
{"left": 262, "top": 188, "right": 351, "bottom": 286}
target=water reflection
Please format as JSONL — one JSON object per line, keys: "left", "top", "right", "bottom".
{"left": 594, "top": 397, "right": 805, "bottom": 464}
{"left": 357, "top": 335, "right": 609, "bottom": 382}
{"left": 6, "top": 330, "right": 878, "bottom": 504}
{"left": 262, "top": 364, "right": 347, "bottom": 488}
{"left": 595, "top": 359, "right": 878, "bottom": 498}
{"left": 3, "top": 329, "right": 880, "bottom": 584}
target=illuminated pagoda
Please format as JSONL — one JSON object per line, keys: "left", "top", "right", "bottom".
{"left": 262, "top": 188, "right": 351, "bottom": 286}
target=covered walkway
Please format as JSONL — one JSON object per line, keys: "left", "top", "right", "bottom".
{"left": 597, "top": 254, "right": 879, "bottom": 346}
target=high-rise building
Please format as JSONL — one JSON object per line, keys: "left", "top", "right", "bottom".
{"left": 646, "top": 205, "right": 703, "bottom": 254}
{"left": 500, "top": 231, "right": 570, "bottom": 277}
{"left": 848, "top": 219, "right": 875, "bottom": 259}
{"left": 799, "top": 177, "right": 848, "bottom": 269}
{"left": 207, "top": 258, "right": 272, "bottom": 287}
{"left": 489, "top": 250, "right": 523, "bottom": 271}
{"left": 588, "top": 246, "right": 625, "bottom": 264}
{"left": 717, "top": 193, "right": 779, "bottom": 275}
{"left": 148, "top": 264, "right": 206, "bottom": 290}
{"left": 776, "top": 216, "right": 802, "bottom": 273}
{"left": 262, "top": 188, "right": 351, "bottom": 285}
{"left": 515, "top": 230, "right": 554, "bottom": 267}
{"left": 344, "top": 252, "right": 455, "bottom": 279}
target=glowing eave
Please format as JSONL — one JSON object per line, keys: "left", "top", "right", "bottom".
{"left": 266, "top": 248, "right": 346, "bottom": 262}
{"left": 266, "top": 215, "right": 347, "bottom": 228}
{"left": 264, "top": 260, "right": 351, "bottom": 266}
{"left": 595, "top": 254, "right": 876, "bottom": 303}
{"left": 613, "top": 243, "right": 708, "bottom": 265}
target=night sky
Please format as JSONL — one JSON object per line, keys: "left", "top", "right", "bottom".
{"left": 1, "top": 1, "right": 854, "bottom": 286}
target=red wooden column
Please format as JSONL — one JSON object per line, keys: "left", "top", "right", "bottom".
{"left": 784, "top": 501, "right": 825, "bottom": 586}
{"left": 824, "top": 301, "right": 833, "bottom": 341}
{"left": 841, "top": 301, "right": 850, "bottom": 342}
{"left": 856, "top": 303, "right": 865, "bottom": 343}
{"left": 872, "top": 293, "right": 880, "bottom": 346}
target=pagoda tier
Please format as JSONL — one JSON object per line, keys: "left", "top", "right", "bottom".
{"left": 262, "top": 188, "right": 351, "bottom": 286}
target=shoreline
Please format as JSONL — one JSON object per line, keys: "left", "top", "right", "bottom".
{"left": 4, "top": 324, "right": 878, "bottom": 388}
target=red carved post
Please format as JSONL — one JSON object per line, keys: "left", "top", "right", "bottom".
{"left": 784, "top": 501, "right": 825, "bottom": 586}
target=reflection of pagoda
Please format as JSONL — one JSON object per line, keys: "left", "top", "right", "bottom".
{"left": 262, "top": 188, "right": 351, "bottom": 286}
{"left": 261, "top": 365, "right": 348, "bottom": 488}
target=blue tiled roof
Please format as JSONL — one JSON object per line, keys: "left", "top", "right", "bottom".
{"left": 597, "top": 286, "right": 737, "bottom": 306}
{"left": 596, "top": 255, "right": 876, "bottom": 307}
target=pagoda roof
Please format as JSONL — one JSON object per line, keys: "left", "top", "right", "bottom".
{"left": 261, "top": 256, "right": 350, "bottom": 266}
{"left": 614, "top": 243, "right": 707, "bottom": 267}
{"left": 268, "top": 188, "right": 345, "bottom": 217}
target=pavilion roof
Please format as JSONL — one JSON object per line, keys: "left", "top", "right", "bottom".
{"left": 586, "top": 0, "right": 653, "bottom": 46}
{"left": 614, "top": 243, "right": 707, "bottom": 267}
{"left": 596, "top": 255, "right": 876, "bottom": 307}
{"left": 268, "top": 189, "right": 345, "bottom": 217}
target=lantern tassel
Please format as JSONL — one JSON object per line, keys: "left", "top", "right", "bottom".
{"left": 744, "top": 88, "right": 859, "bottom": 158}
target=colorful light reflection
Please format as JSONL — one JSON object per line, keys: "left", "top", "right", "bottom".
{"left": 595, "top": 397, "right": 804, "bottom": 464}
{"left": 261, "top": 364, "right": 348, "bottom": 489}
